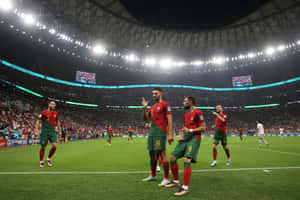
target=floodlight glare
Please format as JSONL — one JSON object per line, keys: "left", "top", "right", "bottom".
{"left": 126, "top": 54, "right": 137, "bottom": 62}
{"left": 297, "top": 40, "right": 300, "bottom": 45}
{"left": 212, "top": 57, "right": 225, "bottom": 65}
{"left": 176, "top": 62, "right": 186, "bottom": 67}
{"left": 24, "top": 14, "right": 36, "bottom": 25}
{"left": 192, "top": 60, "right": 203, "bottom": 66}
{"left": 247, "top": 53, "right": 256, "bottom": 58}
{"left": 277, "top": 45, "right": 286, "bottom": 51}
{"left": 93, "top": 45, "right": 106, "bottom": 54}
{"left": 49, "top": 29, "right": 56, "bottom": 34}
{"left": 144, "top": 58, "right": 156, "bottom": 66}
{"left": 159, "top": 59, "right": 173, "bottom": 68}
{"left": 265, "top": 47, "right": 275, "bottom": 55}
{"left": 0, "top": 0, "right": 13, "bottom": 11}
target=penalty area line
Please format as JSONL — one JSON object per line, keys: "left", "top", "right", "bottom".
{"left": 0, "top": 166, "right": 300, "bottom": 175}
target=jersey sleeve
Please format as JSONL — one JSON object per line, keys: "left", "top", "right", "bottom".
{"left": 165, "top": 102, "right": 172, "bottom": 115}
{"left": 197, "top": 110, "right": 205, "bottom": 123}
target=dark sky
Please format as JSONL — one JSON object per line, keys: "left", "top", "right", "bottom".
{"left": 121, "top": 0, "right": 269, "bottom": 31}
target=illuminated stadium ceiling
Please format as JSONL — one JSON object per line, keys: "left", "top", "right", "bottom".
{"left": 31, "top": 0, "right": 300, "bottom": 55}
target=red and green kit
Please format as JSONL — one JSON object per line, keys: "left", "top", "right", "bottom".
{"left": 213, "top": 113, "right": 228, "bottom": 145}
{"left": 39, "top": 110, "right": 59, "bottom": 146}
{"left": 172, "top": 109, "right": 205, "bottom": 162}
{"left": 147, "top": 101, "right": 171, "bottom": 151}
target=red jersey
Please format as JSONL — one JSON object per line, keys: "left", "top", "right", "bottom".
{"left": 238, "top": 128, "right": 243, "bottom": 134}
{"left": 149, "top": 101, "right": 172, "bottom": 133}
{"left": 108, "top": 127, "right": 113, "bottom": 133}
{"left": 184, "top": 108, "right": 205, "bottom": 140}
{"left": 128, "top": 128, "right": 133, "bottom": 132}
{"left": 216, "top": 113, "right": 228, "bottom": 134}
{"left": 39, "top": 110, "right": 58, "bottom": 130}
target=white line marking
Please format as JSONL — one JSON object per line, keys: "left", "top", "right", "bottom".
{"left": 233, "top": 146, "right": 300, "bottom": 156}
{"left": 0, "top": 167, "right": 299, "bottom": 175}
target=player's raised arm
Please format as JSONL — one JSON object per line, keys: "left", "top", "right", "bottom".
{"left": 142, "top": 97, "right": 149, "bottom": 121}
{"left": 212, "top": 111, "right": 225, "bottom": 122}
{"left": 35, "top": 119, "right": 41, "bottom": 136}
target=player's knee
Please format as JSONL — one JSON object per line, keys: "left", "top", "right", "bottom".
{"left": 170, "top": 155, "right": 177, "bottom": 162}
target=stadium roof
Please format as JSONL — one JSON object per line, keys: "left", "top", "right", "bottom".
{"left": 31, "top": 0, "right": 300, "bottom": 56}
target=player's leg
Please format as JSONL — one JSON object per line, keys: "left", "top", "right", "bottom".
{"left": 258, "top": 136, "right": 262, "bottom": 148}
{"left": 174, "top": 157, "right": 192, "bottom": 196}
{"left": 263, "top": 137, "right": 269, "bottom": 147}
{"left": 166, "top": 142, "right": 185, "bottom": 188}
{"left": 211, "top": 143, "right": 218, "bottom": 167}
{"left": 143, "top": 136, "right": 158, "bottom": 181}
{"left": 39, "top": 134, "right": 48, "bottom": 168}
{"left": 156, "top": 152, "right": 162, "bottom": 172}
{"left": 158, "top": 149, "right": 171, "bottom": 186}
{"left": 240, "top": 134, "right": 243, "bottom": 141}
{"left": 222, "top": 143, "right": 231, "bottom": 166}
{"left": 46, "top": 133, "right": 58, "bottom": 167}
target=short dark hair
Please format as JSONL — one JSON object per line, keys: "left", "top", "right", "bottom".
{"left": 153, "top": 87, "right": 162, "bottom": 92}
{"left": 48, "top": 101, "right": 55, "bottom": 105}
{"left": 217, "top": 104, "right": 224, "bottom": 109}
{"left": 257, "top": 120, "right": 262, "bottom": 123}
{"left": 186, "top": 96, "right": 196, "bottom": 105}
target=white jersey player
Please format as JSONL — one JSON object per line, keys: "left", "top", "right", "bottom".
{"left": 256, "top": 120, "right": 269, "bottom": 148}
{"left": 279, "top": 127, "right": 284, "bottom": 139}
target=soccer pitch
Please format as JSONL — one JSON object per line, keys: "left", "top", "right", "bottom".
{"left": 0, "top": 136, "right": 300, "bottom": 200}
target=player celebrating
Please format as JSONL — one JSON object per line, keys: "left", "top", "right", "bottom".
{"left": 128, "top": 126, "right": 133, "bottom": 143}
{"left": 279, "top": 127, "right": 285, "bottom": 139}
{"left": 238, "top": 128, "right": 244, "bottom": 142}
{"left": 35, "top": 101, "right": 62, "bottom": 168}
{"left": 142, "top": 88, "right": 173, "bottom": 187}
{"left": 256, "top": 120, "right": 269, "bottom": 148}
{"left": 211, "top": 105, "right": 231, "bottom": 167}
{"left": 165, "top": 97, "right": 206, "bottom": 196}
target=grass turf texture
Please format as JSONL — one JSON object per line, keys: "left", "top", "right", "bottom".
{"left": 0, "top": 136, "right": 300, "bottom": 200}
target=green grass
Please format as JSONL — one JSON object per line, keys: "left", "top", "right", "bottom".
{"left": 0, "top": 136, "right": 300, "bottom": 200}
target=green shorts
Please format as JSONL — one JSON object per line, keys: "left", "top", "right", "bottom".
{"left": 171, "top": 136, "right": 201, "bottom": 163}
{"left": 147, "top": 135, "right": 166, "bottom": 151}
{"left": 107, "top": 132, "right": 112, "bottom": 138}
{"left": 128, "top": 133, "right": 132, "bottom": 138}
{"left": 40, "top": 130, "right": 57, "bottom": 146}
{"left": 213, "top": 128, "right": 227, "bottom": 146}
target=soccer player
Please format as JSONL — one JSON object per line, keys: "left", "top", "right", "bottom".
{"left": 60, "top": 128, "right": 66, "bottom": 144}
{"left": 279, "top": 127, "right": 285, "bottom": 139}
{"left": 210, "top": 105, "right": 231, "bottom": 167}
{"left": 165, "top": 97, "right": 206, "bottom": 196}
{"left": 128, "top": 126, "right": 133, "bottom": 143}
{"left": 256, "top": 120, "right": 269, "bottom": 148}
{"left": 142, "top": 87, "right": 173, "bottom": 187}
{"left": 238, "top": 128, "right": 244, "bottom": 141}
{"left": 106, "top": 125, "right": 113, "bottom": 146}
{"left": 35, "top": 101, "right": 62, "bottom": 168}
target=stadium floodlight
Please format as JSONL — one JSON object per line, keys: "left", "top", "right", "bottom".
{"left": 0, "top": 0, "right": 13, "bottom": 11}
{"left": 159, "top": 59, "right": 173, "bottom": 68}
{"left": 126, "top": 54, "right": 138, "bottom": 62}
{"left": 277, "top": 45, "right": 286, "bottom": 51}
{"left": 238, "top": 55, "right": 245, "bottom": 60}
{"left": 49, "top": 29, "right": 56, "bottom": 34}
{"left": 265, "top": 47, "right": 275, "bottom": 56}
{"left": 144, "top": 58, "right": 156, "bottom": 66}
{"left": 211, "top": 56, "right": 225, "bottom": 65}
{"left": 93, "top": 45, "right": 106, "bottom": 54}
{"left": 24, "top": 14, "right": 36, "bottom": 25}
{"left": 297, "top": 40, "right": 300, "bottom": 45}
{"left": 176, "top": 61, "right": 187, "bottom": 67}
{"left": 247, "top": 53, "right": 256, "bottom": 59}
{"left": 191, "top": 60, "right": 204, "bottom": 66}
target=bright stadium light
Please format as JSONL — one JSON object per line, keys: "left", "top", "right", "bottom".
{"left": 0, "top": 0, "right": 13, "bottom": 11}
{"left": 176, "top": 61, "right": 187, "bottom": 67}
{"left": 191, "top": 60, "right": 203, "bottom": 66}
{"left": 24, "top": 14, "right": 36, "bottom": 25}
{"left": 212, "top": 56, "right": 225, "bottom": 65}
{"left": 277, "top": 45, "right": 286, "bottom": 51}
{"left": 144, "top": 58, "right": 156, "bottom": 66}
{"left": 159, "top": 59, "right": 173, "bottom": 68}
{"left": 247, "top": 52, "right": 256, "bottom": 59}
{"left": 49, "top": 29, "right": 56, "bottom": 34}
{"left": 265, "top": 47, "right": 275, "bottom": 56}
{"left": 93, "top": 45, "right": 106, "bottom": 54}
{"left": 126, "top": 54, "right": 138, "bottom": 62}
{"left": 296, "top": 40, "right": 300, "bottom": 45}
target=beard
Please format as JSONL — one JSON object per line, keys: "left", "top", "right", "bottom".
{"left": 184, "top": 105, "right": 190, "bottom": 110}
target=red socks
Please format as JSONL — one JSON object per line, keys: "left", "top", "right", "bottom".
{"left": 163, "top": 162, "right": 169, "bottom": 179}
{"left": 150, "top": 160, "right": 157, "bottom": 177}
{"left": 48, "top": 147, "right": 56, "bottom": 159}
{"left": 40, "top": 149, "right": 45, "bottom": 161}
{"left": 213, "top": 148, "right": 217, "bottom": 161}
{"left": 158, "top": 156, "right": 162, "bottom": 167}
{"left": 170, "top": 160, "right": 179, "bottom": 181}
{"left": 183, "top": 162, "right": 192, "bottom": 186}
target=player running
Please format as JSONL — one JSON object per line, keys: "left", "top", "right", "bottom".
{"left": 165, "top": 97, "right": 206, "bottom": 196}
{"left": 210, "top": 105, "right": 231, "bottom": 167}
{"left": 128, "top": 126, "right": 133, "bottom": 143}
{"left": 142, "top": 87, "right": 173, "bottom": 187}
{"left": 35, "top": 101, "right": 62, "bottom": 168}
{"left": 238, "top": 128, "right": 244, "bottom": 141}
{"left": 279, "top": 127, "right": 285, "bottom": 139}
{"left": 256, "top": 120, "right": 269, "bottom": 148}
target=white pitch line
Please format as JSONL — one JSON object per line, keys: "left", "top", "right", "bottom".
{"left": 233, "top": 146, "right": 300, "bottom": 156}
{"left": 0, "top": 166, "right": 300, "bottom": 175}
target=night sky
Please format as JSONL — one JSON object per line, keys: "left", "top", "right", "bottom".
{"left": 121, "top": 0, "right": 269, "bottom": 31}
